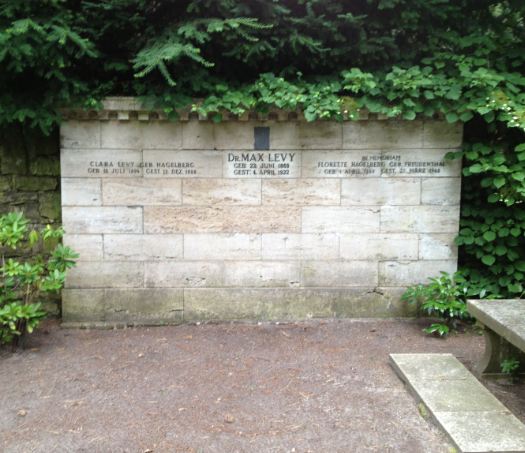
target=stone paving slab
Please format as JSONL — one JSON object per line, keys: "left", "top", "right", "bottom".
{"left": 390, "top": 353, "right": 525, "bottom": 453}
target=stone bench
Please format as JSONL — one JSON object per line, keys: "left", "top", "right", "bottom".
{"left": 468, "top": 299, "right": 525, "bottom": 376}
{"left": 391, "top": 353, "right": 525, "bottom": 452}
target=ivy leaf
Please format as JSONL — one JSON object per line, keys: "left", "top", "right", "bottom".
{"left": 481, "top": 255, "right": 496, "bottom": 266}
{"left": 483, "top": 231, "right": 496, "bottom": 241}
{"left": 493, "top": 176, "right": 506, "bottom": 188}
{"left": 445, "top": 112, "right": 459, "bottom": 123}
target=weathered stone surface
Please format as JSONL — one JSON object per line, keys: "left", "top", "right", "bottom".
{"left": 419, "top": 233, "right": 458, "bottom": 260}
{"left": 434, "top": 411, "right": 525, "bottom": 453}
{"left": 61, "top": 149, "right": 142, "bottom": 178}
{"left": 142, "top": 122, "right": 182, "bottom": 149}
{"left": 142, "top": 150, "right": 222, "bottom": 178}
{"left": 184, "top": 287, "right": 411, "bottom": 321}
{"left": 423, "top": 121, "right": 463, "bottom": 148}
{"left": 223, "top": 261, "right": 301, "bottom": 287}
{"left": 61, "top": 121, "right": 100, "bottom": 148}
{"left": 214, "top": 121, "right": 255, "bottom": 150}
{"left": 62, "top": 207, "right": 142, "bottom": 233}
{"left": 262, "top": 179, "right": 340, "bottom": 205}
{"left": 343, "top": 121, "right": 423, "bottom": 149}
{"left": 145, "top": 261, "right": 223, "bottom": 287}
{"left": 302, "top": 207, "right": 380, "bottom": 233}
{"left": 144, "top": 206, "right": 300, "bottom": 233}
{"left": 66, "top": 261, "right": 144, "bottom": 288}
{"left": 184, "top": 234, "right": 261, "bottom": 260}
{"left": 421, "top": 178, "right": 461, "bottom": 205}
{"left": 63, "top": 234, "right": 103, "bottom": 261}
{"left": 100, "top": 121, "right": 143, "bottom": 149}
{"left": 381, "top": 206, "right": 460, "bottom": 233}
{"left": 341, "top": 178, "right": 420, "bottom": 205}
{"left": 104, "top": 288, "right": 183, "bottom": 324}
{"left": 262, "top": 234, "right": 339, "bottom": 260}
{"left": 302, "top": 261, "right": 378, "bottom": 287}
{"left": 181, "top": 121, "right": 215, "bottom": 149}
{"left": 271, "top": 122, "right": 343, "bottom": 149}
{"left": 62, "top": 289, "right": 105, "bottom": 322}
{"left": 14, "top": 176, "right": 57, "bottom": 192}
{"left": 1, "top": 152, "right": 26, "bottom": 174}
{"left": 379, "top": 260, "right": 457, "bottom": 286}
{"left": 61, "top": 178, "right": 101, "bottom": 206}
{"left": 183, "top": 179, "right": 261, "bottom": 205}
{"left": 390, "top": 353, "right": 525, "bottom": 453}
{"left": 30, "top": 157, "right": 60, "bottom": 176}
{"left": 340, "top": 233, "right": 418, "bottom": 260}
{"left": 104, "top": 234, "right": 183, "bottom": 260}
{"left": 103, "top": 178, "right": 182, "bottom": 206}
{"left": 39, "top": 193, "right": 61, "bottom": 220}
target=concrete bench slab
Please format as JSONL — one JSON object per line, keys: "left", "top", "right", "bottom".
{"left": 391, "top": 353, "right": 525, "bottom": 453}
{"left": 468, "top": 299, "right": 525, "bottom": 375}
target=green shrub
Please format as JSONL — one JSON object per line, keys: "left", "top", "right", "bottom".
{"left": 401, "top": 272, "right": 472, "bottom": 337}
{"left": 0, "top": 212, "right": 78, "bottom": 346}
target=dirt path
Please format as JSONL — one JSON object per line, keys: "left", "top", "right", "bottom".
{"left": 1, "top": 319, "right": 524, "bottom": 453}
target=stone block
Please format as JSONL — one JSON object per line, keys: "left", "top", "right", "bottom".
{"left": 61, "top": 178, "right": 101, "bottom": 206}
{"left": 262, "top": 179, "right": 340, "bottom": 205}
{"left": 223, "top": 150, "right": 301, "bottom": 178}
{"left": 62, "top": 289, "right": 105, "bottom": 323}
{"left": 0, "top": 176, "right": 11, "bottom": 191}
{"left": 380, "top": 206, "right": 460, "bottom": 233}
{"left": 421, "top": 178, "right": 461, "bottom": 205}
{"left": 29, "top": 157, "right": 60, "bottom": 176}
{"left": 423, "top": 121, "right": 463, "bottom": 148}
{"left": 302, "top": 207, "right": 380, "bottom": 233}
{"left": 102, "top": 178, "right": 182, "bottom": 206}
{"left": 104, "top": 288, "right": 183, "bottom": 324}
{"left": 62, "top": 207, "right": 142, "bottom": 233}
{"left": 39, "top": 193, "right": 61, "bottom": 221}
{"left": 104, "top": 234, "right": 183, "bottom": 260}
{"left": 63, "top": 234, "right": 103, "bottom": 261}
{"left": 302, "top": 150, "right": 374, "bottom": 178}
{"left": 60, "top": 121, "right": 101, "bottom": 148}
{"left": 419, "top": 234, "right": 458, "bottom": 260}
{"left": 213, "top": 121, "right": 255, "bottom": 150}
{"left": 100, "top": 121, "right": 143, "bottom": 149}
{"left": 142, "top": 122, "right": 182, "bottom": 149}
{"left": 145, "top": 261, "right": 223, "bottom": 287}
{"left": 340, "top": 233, "right": 418, "bottom": 260}
{"left": 14, "top": 176, "right": 57, "bottom": 192}
{"left": 302, "top": 261, "right": 378, "bottom": 287}
{"left": 343, "top": 120, "right": 423, "bottom": 149}
{"left": 223, "top": 261, "right": 301, "bottom": 287}
{"left": 341, "top": 178, "right": 420, "bottom": 205}
{"left": 271, "top": 122, "right": 343, "bottom": 149}
{"left": 262, "top": 233, "right": 339, "bottom": 260}
{"left": 184, "top": 233, "right": 261, "bottom": 260}
{"left": 1, "top": 152, "right": 26, "bottom": 174}
{"left": 144, "top": 206, "right": 300, "bottom": 233}
{"left": 379, "top": 260, "right": 457, "bottom": 286}
{"left": 61, "top": 149, "right": 142, "bottom": 178}
{"left": 65, "top": 261, "right": 144, "bottom": 288}
{"left": 184, "top": 286, "right": 411, "bottom": 321}
{"left": 181, "top": 121, "right": 215, "bottom": 149}
{"left": 182, "top": 179, "right": 261, "bottom": 205}
{"left": 388, "top": 149, "right": 461, "bottom": 178}
{"left": 142, "top": 150, "right": 222, "bottom": 178}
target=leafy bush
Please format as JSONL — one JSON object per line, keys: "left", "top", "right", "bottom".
{"left": 0, "top": 212, "right": 78, "bottom": 346}
{"left": 401, "top": 272, "right": 472, "bottom": 337}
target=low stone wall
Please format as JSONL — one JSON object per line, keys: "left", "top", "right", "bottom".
{"left": 61, "top": 99, "right": 463, "bottom": 325}
{"left": 0, "top": 126, "right": 61, "bottom": 314}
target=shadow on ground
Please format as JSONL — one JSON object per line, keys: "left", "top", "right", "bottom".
{"left": 1, "top": 318, "right": 524, "bottom": 452}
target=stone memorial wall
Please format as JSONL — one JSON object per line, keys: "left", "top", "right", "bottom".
{"left": 61, "top": 98, "right": 462, "bottom": 326}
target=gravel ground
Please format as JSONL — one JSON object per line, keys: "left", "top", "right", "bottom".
{"left": 1, "top": 318, "right": 524, "bottom": 453}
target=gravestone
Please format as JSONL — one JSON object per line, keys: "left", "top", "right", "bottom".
{"left": 60, "top": 97, "right": 462, "bottom": 326}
